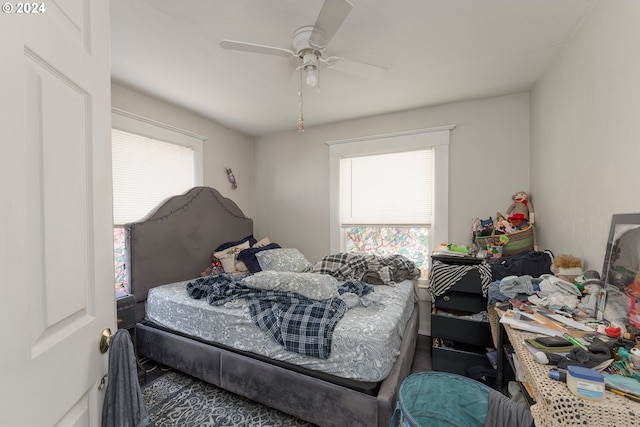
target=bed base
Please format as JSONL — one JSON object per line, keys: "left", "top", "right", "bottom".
{"left": 136, "top": 305, "right": 418, "bottom": 427}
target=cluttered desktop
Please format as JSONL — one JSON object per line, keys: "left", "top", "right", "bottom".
{"left": 486, "top": 213, "right": 640, "bottom": 425}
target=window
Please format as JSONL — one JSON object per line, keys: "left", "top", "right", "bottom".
{"left": 328, "top": 126, "right": 452, "bottom": 275}
{"left": 112, "top": 129, "right": 195, "bottom": 224}
{"left": 111, "top": 109, "right": 205, "bottom": 291}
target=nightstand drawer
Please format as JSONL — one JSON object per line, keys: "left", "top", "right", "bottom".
{"left": 431, "top": 312, "right": 493, "bottom": 348}
{"left": 116, "top": 294, "right": 136, "bottom": 330}
{"left": 431, "top": 345, "right": 492, "bottom": 376}
{"left": 444, "top": 269, "right": 483, "bottom": 294}
{"left": 434, "top": 291, "right": 487, "bottom": 313}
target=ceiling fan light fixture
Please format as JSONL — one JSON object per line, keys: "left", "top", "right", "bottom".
{"left": 305, "top": 67, "right": 318, "bottom": 86}
{"left": 302, "top": 52, "right": 320, "bottom": 87}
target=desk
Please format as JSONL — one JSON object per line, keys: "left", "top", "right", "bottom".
{"left": 490, "top": 308, "right": 640, "bottom": 426}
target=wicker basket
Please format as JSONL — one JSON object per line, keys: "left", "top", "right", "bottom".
{"left": 476, "top": 225, "right": 534, "bottom": 257}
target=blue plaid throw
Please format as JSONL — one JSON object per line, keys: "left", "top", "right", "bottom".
{"left": 338, "top": 280, "right": 374, "bottom": 296}
{"left": 311, "top": 252, "right": 420, "bottom": 285}
{"left": 186, "top": 274, "right": 373, "bottom": 359}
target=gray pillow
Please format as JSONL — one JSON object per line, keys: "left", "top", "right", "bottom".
{"left": 242, "top": 271, "right": 339, "bottom": 300}
{"left": 256, "top": 248, "right": 313, "bottom": 273}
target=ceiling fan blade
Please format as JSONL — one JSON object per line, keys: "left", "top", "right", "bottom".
{"left": 325, "top": 57, "right": 387, "bottom": 80}
{"left": 219, "top": 40, "right": 296, "bottom": 58}
{"left": 310, "top": 0, "right": 353, "bottom": 48}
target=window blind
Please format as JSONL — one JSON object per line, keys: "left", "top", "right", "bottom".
{"left": 340, "top": 149, "right": 434, "bottom": 225}
{"left": 112, "top": 128, "right": 195, "bottom": 225}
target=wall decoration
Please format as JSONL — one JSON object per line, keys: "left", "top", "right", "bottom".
{"left": 226, "top": 168, "right": 237, "bottom": 190}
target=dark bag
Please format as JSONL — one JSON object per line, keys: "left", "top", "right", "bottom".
{"left": 490, "top": 250, "right": 554, "bottom": 280}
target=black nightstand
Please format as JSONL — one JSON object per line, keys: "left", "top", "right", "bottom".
{"left": 116, "top": 293, "right": 136, "bottom": 332}
{"left": 430, "top": 259, "right": 494, "bottom": 381}
{"left": 116, "top": 292, "right": 147, "bottom": 381}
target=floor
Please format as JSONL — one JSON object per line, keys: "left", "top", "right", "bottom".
{"left": 411, "top": 334, "right": 433, "bottom": 373}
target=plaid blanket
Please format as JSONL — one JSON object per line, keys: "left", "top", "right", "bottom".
{"left": 311, "top": 252, "right": 420, "bottom": 286}
{"left": 186, "top": 274, "right": 371, "bottom": 359}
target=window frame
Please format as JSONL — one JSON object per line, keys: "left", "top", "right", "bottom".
{"left": 327, "top": 125, "right": 453, "bottom": 254}
{"left": 111, "top": 108, "right": 206, "bottom": 201}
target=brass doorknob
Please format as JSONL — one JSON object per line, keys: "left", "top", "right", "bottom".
{"left": 98, "top": 328, "right": 112, "bottom": 353}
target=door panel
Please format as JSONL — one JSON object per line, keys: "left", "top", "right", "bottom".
{"left": 0, "top": 1, "right": 114, "bottom": 425}
{"left": 26, "top": 51, "right": 91, "bottom": 345}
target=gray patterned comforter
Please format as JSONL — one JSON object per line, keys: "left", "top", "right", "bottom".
{"left": 185, "top": 274, "right": 373, "bottom": 359}
{"left": 145, "top": 277, "right": 415, "bottom": 382}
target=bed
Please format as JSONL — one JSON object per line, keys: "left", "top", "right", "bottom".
{"left": 127, "top": 186, "right": 420, "bottom": 427}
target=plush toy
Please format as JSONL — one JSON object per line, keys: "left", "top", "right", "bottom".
{"left": 506, "top": 191, "right": 535, "bottom": 224}
{"left": 200, "top": 255, "right": 224, "bottom": 277}
{"left": 507, "top": 213, "right": 529, "bottom": 230}
{"left": 478, "top": 217, "right": 494, "bottom": 236}
{"left": 493, "top": 212, "right": 513, "bottom": 235}
{"left": 551, "top": 254, "right": 583, "bottom": 283}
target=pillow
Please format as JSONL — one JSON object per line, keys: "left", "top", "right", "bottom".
{"left": 256, "top": 248, "right": 313, "bottom": 273}
{"left": 214, "top": 240, "right": 250, "bottom": 273}
{"left": 242, "top": 271, "right": 339, "bottom": 300}
{"left": 235, "top": 260, "right": 249, "bottom": 273}
{"left": 236, "top": 243, "right": 282, "bottom": 273}
{"left": 253, "top": 237, "right": 271, "bottom": 248}
{"left": 214, "top": 235, "right": 257, "bottom": 253}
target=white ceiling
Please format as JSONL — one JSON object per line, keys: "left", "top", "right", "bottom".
{"left": 110, "top": 0, "right": 596, "bottom": 137}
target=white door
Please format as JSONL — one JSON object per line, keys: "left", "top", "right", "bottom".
{"left": 0, "top": 1, "right": 115, "bottom": 426}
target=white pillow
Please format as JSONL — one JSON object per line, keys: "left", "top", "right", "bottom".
{"left": 242, "top": 271, "right": 339, "bottom": 300}
{"left": 214, "top": 240, "right": 250, "bottom": 273}
{"left": 256, "top": 248, "right": 312, "bottom": 273}
{"left": 253, "top": 237, "right": 271, "bottom": 248}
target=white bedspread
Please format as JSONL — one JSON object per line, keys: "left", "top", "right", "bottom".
{"left": 145, "top": 278, "right": 415, "bottom": 382}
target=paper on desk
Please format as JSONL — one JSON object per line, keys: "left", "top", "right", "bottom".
{"left": 515, "top": 311, "right": 545, "bottom": 323}
{"left": 500, "top": 314, "right": 563, "bottom": 337}
{"left": 546, "top": 313, "right": 595, "bottom": 332}
{"left": 531, "top": 310, "right": 595, "bottom": 338}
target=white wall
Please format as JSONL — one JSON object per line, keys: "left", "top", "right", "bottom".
{"left": 254, "top": 93, "right": 530, "bottom": 262}
{"left": 530, "top": 1, "right": 640, "bottom": 271}
{"left": 110, "top": 1, "right": 640, "bottom": 276}
{"left": 111, "top": 83, "right": 256, "bottom": 217}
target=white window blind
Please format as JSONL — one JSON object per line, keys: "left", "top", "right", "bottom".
{"left": 340, "top": 149, "right": 434, "bottom": 225}
{"left": 112, "top": 128, "right": 195, "bottom": 224}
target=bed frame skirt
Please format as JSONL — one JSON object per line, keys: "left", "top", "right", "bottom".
{"left": 136, "top": 304, "right": 418, "bottom": 427}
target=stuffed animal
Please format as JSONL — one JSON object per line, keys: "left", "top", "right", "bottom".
{"left": 478, "top": 217, "right": 494, "bottom": 236}
{"left": 551, "top": 254, "right": 583, "bottom": 283}
{"left": 506, "top": 191, "right": 535, "bottom": 224}
{"left": 507, "top": 213, "right": 529, "bottom": 230}
{"left": 201, "top": 255, "right": 224, "bottom": 277}
{"left": 493, "top": 212, "right": 513, "bottom": 234}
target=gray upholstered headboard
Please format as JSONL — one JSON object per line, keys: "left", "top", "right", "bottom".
{"left": 125, "top": 186, "right": 253, "bottom": 320}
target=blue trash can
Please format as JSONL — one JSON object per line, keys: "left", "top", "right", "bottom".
{"left": 391, "top": 372, "right": 491, "bottom": 427}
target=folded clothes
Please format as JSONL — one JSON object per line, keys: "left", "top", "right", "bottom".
{"left": 537, "top": 274, "right": 582, "bottom": 296}
{"left": 499, "top": 275, "right": 534, "bottom": 298}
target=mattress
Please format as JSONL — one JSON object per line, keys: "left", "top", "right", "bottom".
{"left": 145, "top": 277, "right": 415, "bottom": 382}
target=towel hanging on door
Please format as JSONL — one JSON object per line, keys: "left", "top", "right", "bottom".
{"left": 101, "top": 329, "right": 149, "bottom": 427}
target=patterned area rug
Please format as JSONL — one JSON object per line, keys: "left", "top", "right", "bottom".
{"left": 141, "top": 370, "right": 315, "bottom": 426}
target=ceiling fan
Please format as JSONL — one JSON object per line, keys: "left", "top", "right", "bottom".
{"left": 219, "top": 0, "right": 387, "bottom": 88}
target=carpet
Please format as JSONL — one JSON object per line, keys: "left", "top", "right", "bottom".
{"left": 141, "top": 370, "right": 316, "bottom": 426}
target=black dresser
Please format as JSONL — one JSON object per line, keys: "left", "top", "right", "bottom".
{"left": 430, "top": 258, "right": 494, "bottom": 378}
